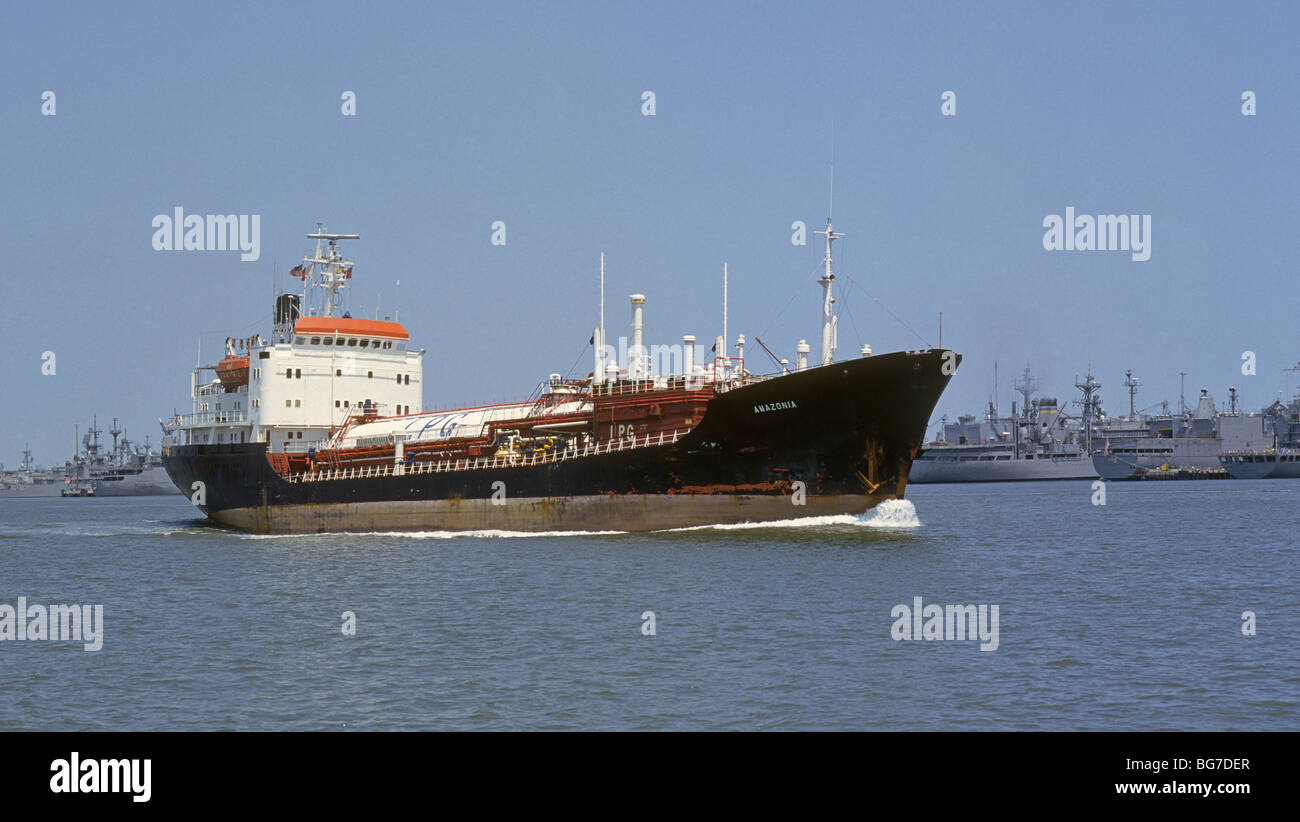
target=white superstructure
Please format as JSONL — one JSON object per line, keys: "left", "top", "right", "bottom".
{"left": 166, "top": 228, "right": 424, "bottom": 454}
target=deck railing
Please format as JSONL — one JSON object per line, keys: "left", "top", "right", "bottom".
{"left": 173, "top": 410, "right": 249, "bottom": 427}
{"left": 287, "top": 427, "right": 689, "bottom": 483}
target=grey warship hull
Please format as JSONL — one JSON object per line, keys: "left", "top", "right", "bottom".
{"left": 909, "top": 452, "right": 1096, "bottom": 483}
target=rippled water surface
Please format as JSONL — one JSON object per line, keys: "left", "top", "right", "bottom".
{"left": 0, "top": 482, "right": 1295, "bottom": 730}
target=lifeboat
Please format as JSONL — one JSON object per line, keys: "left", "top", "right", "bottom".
{"left": 216, "top": 355, "right": 250, "bottom": 388}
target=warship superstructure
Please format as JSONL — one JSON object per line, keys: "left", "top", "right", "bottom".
{"left": 1219, "top": 384, "right": 1300, "bottom": 479}
{"left": 1092, "top": 387, "right": 1267, "bottom": 480}
{"left": 0, "top": 446, "right": 68, "bottom": 498}
{"left": 71, "top": 417, "right": 174, "bottom": 496}
{"left": 909, "top": 368, "right": 1143, "bottom": 482}
{"left": 162, "top": 219, "right": 960, "bottom": 534}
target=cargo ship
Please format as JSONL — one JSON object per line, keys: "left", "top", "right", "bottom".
{"left": 161, "top": 221, "right": 959, "bottom": 533}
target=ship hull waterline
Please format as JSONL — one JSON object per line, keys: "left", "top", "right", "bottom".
{"left": 163, "top": 350, "right": 959, "bottom": 534}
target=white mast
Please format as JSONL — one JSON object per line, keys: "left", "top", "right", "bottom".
{"left": 814, "top": 171, "right": 843, "bottom": 367}
{"left": 593, "top": 252, "right": 606, "bottom": 381}
{"left": 305, "top": 225, "right": 360, "bottom": 318}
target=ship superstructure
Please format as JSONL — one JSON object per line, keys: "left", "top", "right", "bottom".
{"left": 1092, "top": 387, "right": 1267, "bottom": 479}
{"left": 0, "top": 446, "right": 68, "bottom": 498}
{"left": 909, "top": 367, "right": 1143, "bottom": 482}
{"left": 71, "top": 416, "right": 174, "bottom": 496}
{"left": 1219, "top": 378, "right": 1300, "bottom": 479}
{"left": 166, "top": 228, "right": 423, "bottom": 455}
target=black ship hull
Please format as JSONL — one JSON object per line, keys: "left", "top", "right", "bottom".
{"left": 163, "top": 350, "right": 959, "bottom": 533}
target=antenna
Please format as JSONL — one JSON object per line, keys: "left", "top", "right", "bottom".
{"left": 1014, "top": 366, "right": 1038, "bottom": 417}
{"left": 1123, "top": 369, "right": 1139, "bottom": 418}
{"left": 814, "top": 187, "right": 844, "bottom": 367}
{"left": 1074, "top": 371, "right": 1102, "bottom": 454}
{"left": 303, "top": 225, "right": 360, "bottom": 318}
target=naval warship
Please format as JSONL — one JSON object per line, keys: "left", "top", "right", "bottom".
{"left": 1092, "top": 387, "right": 1267, "bottom": 480}
{"left": 161, "top": 218, "right": 960, "bottom": 534}
{"left": 909, "top": 368, "right": 1146, "bottom": 482}
{"left": 1219, "top": 385, "right": 1300, "bottom": 479}
{"left": 0, "top": 446, "right": 69, "bottom": 498}
{"left": 71, "top": 417, "right": 175, "bottom": 496}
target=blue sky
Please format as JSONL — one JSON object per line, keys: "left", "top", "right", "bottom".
{"left": 2, "top": 0, "right": 1297, "bottom": 465}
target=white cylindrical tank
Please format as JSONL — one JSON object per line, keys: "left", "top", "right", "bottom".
{"left": 683, "top": 335, "right": 695, "bottom": 377}
{"left": 630, "top": 294, "right": 646, "bottom": 379}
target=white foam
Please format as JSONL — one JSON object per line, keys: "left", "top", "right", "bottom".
{"left": 665, "top": 514, "right": 862, "bottom": 532}
{"left": 860, "top": 498, "right": 921, "bottom": 529}
{"left": 665, "top": 499, "right": 922, "bottom": 532}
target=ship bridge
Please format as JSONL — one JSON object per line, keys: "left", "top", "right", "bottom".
{"left": 164, "top": 227, "right": 424, "bottom": 455}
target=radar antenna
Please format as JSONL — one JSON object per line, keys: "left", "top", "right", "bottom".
{"left": 303, "top": 223, "right": 361, "bottom": 318}
{"left": 1123, "top": 370, "right": 1139, "bottom": 418}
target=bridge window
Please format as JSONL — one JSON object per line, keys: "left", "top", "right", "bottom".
{"left": 286, "top": 369, "right": 292, "bottom": 379}
{"left": 347, "top": 338, "right": 357, "bottom": 347}
{"left": 323, "top": 338, "right": 334, "bottom": 346}
{"left": 371, "top": 341, "right": 380, "bottom": 348}
{"left": 295, "top": 336, "right": 304, "bottom": 344}
{"left": 285, "top": 400, "right": 291, "bottom": 407}
{"left": 336, "top": 369, "right": 342, "bottom": 377}
{"left": 295, "top": 400, "right": 301, "bottom": 407}
{"left": 359, "top": 340, "right": 369, "bottom": 347}
{"left": 295, "top": 368, "right": 301, "bottom": 378}
{"left": 311, "top": 337, "right": 320, "bottom": 345}
{"left": 367, "top": 371, "right": 373, "bottom": 378}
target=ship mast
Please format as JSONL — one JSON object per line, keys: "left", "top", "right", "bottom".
{"left": 1123, "top": 369, "right": 1139, "bottom": 418}
{"left": 593, "top": 252, "right": 607, "bottom": 382}
{"left": 304, "top": 224, "right": 360, "bottom": 318}
{"left": 814, "top": 171, "right": 843, "bottom": 367}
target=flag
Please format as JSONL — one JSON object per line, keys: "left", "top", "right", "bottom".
{"left": 342, "top": 266, "right": 353, "bottom": 279}
{"left": 289, "top": 264, "right": 307, "bottom": 280}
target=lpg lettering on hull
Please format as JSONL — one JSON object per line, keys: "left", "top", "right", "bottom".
{"left": 50, "top": 753, "right": 151, "bottom": 803}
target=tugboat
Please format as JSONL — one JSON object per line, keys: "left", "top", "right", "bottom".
{"left": 162, "top": 217, "right": 961, "bottom": 534}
